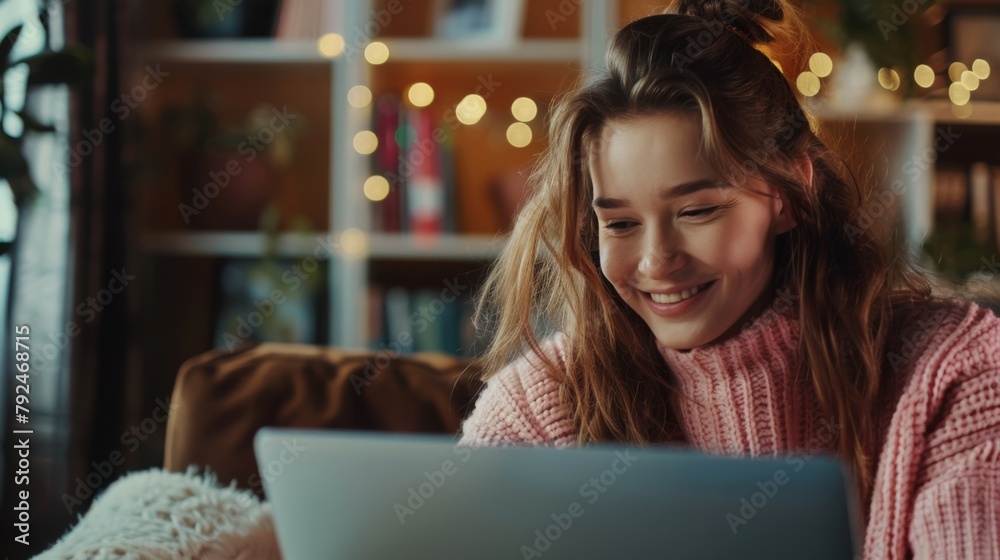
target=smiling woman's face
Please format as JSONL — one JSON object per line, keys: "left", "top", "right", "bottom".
{"left": 590, "top": 112, "right": 797, "bottom": 350}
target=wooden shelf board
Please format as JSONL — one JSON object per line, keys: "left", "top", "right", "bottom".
{"left": 138, "top": 38, "right": 582, "bottom": 64}
{"left": 380, "top": 38, "right": 581, "bottom": 63}
{"left": 138, "top": 40, "right": 327, "bottom": 63}
{"left": 140, "top": 231, "right": 505, "bottom": 260}
{"left": 368, "top": 233, "right": 505, "bottom": 260}
{"left": 810, "top": 99, "right": 1000, "bottom": 126}
{"left": 140, "top": 232, "right": 326, "bottom": 257}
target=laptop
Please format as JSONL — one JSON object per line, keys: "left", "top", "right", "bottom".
{"left": 255, "top": 428, "right": 862, "bottom": 559}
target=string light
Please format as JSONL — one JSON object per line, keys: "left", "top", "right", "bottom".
{"left": 808, "top": 53, "right": 833, "bottom": 78}
{"left": 877, "top": 68, "right": 900, "bottom": 91}
{"left": 318, "top": 33, "right": 344, "bottom": 58}
{"left": 506, "top": 122, "right": 532, "bottom": 147}
{"left": 406, "top": 82, "right": 434, "bottom": 107}
{"left": 948, "top": 82, "right": 970, "bottom": 106}
{"left": 365, "top": 42, "right": 389, "bottom": 65}
{"left": 961, "top": 71, "right": 980, "bottom": 91}
{"left": 948, "top": 62, "right": 968, "bottom": 83}
{"left": 972, "top": 59, "right": 991, "bottom": 80}
{"left": 364, "top": 176, "right": 390, "bottom": 201}
{"left": 796, "top": 71, "right": 820, "bottom": 97}
{"left": 353, "top": 131, "right": 378, "bottom": 154}
{"left": 348, "top": 86, "right": 372, "bottom": 108}
{"left": 913, "top": 65, "right": 934, "bottom": 88}
{"left": 339, "top": 228, "right": 369, "bottom": 257}
{"left": 511, "top": 97, "right": 538, "bottom": 122}
{"left": 456, "top": 94, "right": 487, "bottom": 125}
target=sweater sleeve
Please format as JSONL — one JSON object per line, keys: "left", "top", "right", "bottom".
{"left": 907, "top": 310, "right": 1000, "bottom": 559}
{"left": 458, "top": 333, "right": 577, "bottom": 447}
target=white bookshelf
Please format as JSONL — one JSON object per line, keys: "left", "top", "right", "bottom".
{"left": 136, "top": 1, "right": 612, "bottom": 350}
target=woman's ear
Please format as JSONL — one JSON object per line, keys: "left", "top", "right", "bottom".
{"left": 774, "top": 155, "right": 813, "bottom": 234}
{"left": 795, "top": 155, "right": 814, "bottom": 190}
{"left": 774, "top": 192, "right": 797, "bottom": 234}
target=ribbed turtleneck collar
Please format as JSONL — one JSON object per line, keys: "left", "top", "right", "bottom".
{"left": 655, "top": 307, "right": 835, "bottom": 457}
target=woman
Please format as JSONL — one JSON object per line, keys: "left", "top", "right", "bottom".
{"left": 458, "top": 1, "right": 1000, "bottom": 558}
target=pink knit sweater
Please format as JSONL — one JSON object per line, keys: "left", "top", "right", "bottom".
{"left": 458, "top": 298, "right": 1000, "bottom": 559}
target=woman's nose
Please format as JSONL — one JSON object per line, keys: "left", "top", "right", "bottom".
{"left": 638, "top": 231, "right": 685, "bottom": 278}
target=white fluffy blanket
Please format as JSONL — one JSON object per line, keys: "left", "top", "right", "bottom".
{"left": 35, "top": 468, "right": 280, "bottom": 560}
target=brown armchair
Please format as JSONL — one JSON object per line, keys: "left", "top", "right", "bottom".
{"left": 163, "top": 342, "right": 485, "bottom": 498}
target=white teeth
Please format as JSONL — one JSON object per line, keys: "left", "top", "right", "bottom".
{"left": 649, "top": 283, "right": 706, "bottom": 304}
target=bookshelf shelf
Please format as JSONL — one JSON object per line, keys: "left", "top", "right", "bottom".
{"left": 139, "top": 39, "right": 326, "bottom": 64}
{"left": 140, "top": 232, "right": 325, "bottom": 257}
{"left": 140, "top": 231, "right": 507, "bottom": 261}
{"left": 925, "top": 100, "right": 1000, "bottom": 126}
{"left": 380, "top": 39, "right": 582, "bottom": 63}
{"left": 138, "top": 38, "right": 584, "bottom": 65}
{"left": 810, "top": 99, "right": 1000, "bottom": 126}
{"left": 368, "top": 234, "right": 505, "bottom": 260}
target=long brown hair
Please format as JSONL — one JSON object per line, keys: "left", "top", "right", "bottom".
{"left": 474, "top": 0, "right": 933, "bottom": 503}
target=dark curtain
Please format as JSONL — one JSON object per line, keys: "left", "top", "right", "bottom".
{"left": 63, "top": 0, "right": 141, "bottom": 523}
{"left": 0, "top": 0, "right": 137, "bottom": 556}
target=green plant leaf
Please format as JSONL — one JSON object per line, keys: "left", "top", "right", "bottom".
{"left": 15, "top": 110, "right": 56, "bottom": 132}
{"left": 16, "top": 44, "right": 95, "bottom": 87}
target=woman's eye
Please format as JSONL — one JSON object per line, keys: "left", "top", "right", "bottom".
{"left": 680, "top": 206, "right": 720, "bottom": 218}
{"left": 604, "top": 221, "right": 636, "bottom": 231}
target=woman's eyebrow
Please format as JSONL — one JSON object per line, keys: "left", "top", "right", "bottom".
{"left": 592, "top": 179, "right": 728, "bottom": 209}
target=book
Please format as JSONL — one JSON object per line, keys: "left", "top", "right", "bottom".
{"left": 970, "top": 162, "right": 991, "bottom": 244}
{"left": 406, "top": 109, "right": 445, "bottom": 235}
{"left": 383, "top": 286, "right": 413, "bottom": 354}
{"left": 375, "top": 93, "right": 404, "bottom": 232}
{"left": 275, "top": 0, "right": 316, "bottom": 39}
{"left": 275, "top": 0, "right": 345, "bottom": 39}
{"left": 366, "top": 284, "right": 385, "bottom": 350}
{"left": 439, "top": 127, "right": 457, "bottom": 233}
{"left": 439, "top": 294, "right": 463, "bottom": 354}
{"left": 993, "top": 165, "right": 1000, "bottom": 252}
{"left": 410, "top": 289, "right": 441, "bottom": 352}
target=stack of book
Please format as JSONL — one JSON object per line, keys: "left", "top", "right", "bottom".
{"left": 372, "top": 93, "right": 458, "bottom": 235}
{"left": 366, "top": 285, "right": 482, "bottom": 356}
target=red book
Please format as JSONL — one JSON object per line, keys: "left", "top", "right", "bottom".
{"left": 375, "top": 94, "right": 402, "bottom": 232}
{"left": 406, "top": 109, "right": 444, "bottom": 235}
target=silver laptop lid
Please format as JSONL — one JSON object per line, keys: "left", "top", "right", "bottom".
{"left": 255, "top": 428, "right": 861, "bottom": 560}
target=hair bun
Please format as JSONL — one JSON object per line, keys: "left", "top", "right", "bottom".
{"left": 672, "top": 0, "right": 784, "bottom": 44}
